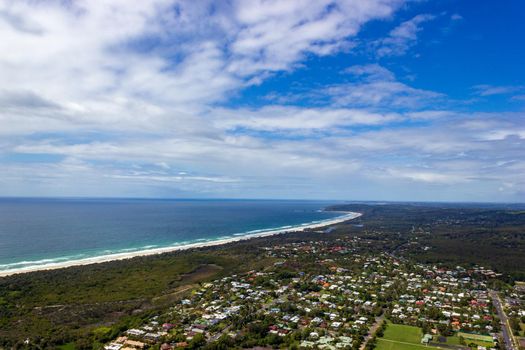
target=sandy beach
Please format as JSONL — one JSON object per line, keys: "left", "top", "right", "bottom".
{"left": 0, "top": 211, "right": 361, "bottom": 277}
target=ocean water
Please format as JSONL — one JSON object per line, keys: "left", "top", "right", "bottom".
{"left": 0, "top": 198, "right": 343, "bottom": 272}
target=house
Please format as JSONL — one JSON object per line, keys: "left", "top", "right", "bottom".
{"left": 300, "top": 340, "right": 316, "bottom": 348}
{"left": 318, "top": 336, "right": 334, "bottom": 345}
{"left": 335, "top": 336, "right": 353, "bottom": 348}
{"left": 309, "top": 332, "right": 319, "bottom": 339}
{"left": 125, "top": 329, "right": 145, "bottom": 337}
{"left": 421, "top": 334, "right": 432, "bottom": 344}
{"left": 162, "top": 323, "right": 175, "bottom": 331}
{"left": 123, "top": 340, "right": 145, "bottom": 349}
{"left": 144, "top": 333, "right": 161, "bottom": 341}
{"left": 331, "top": 321, "right": 342, "bottom": 329}
{"left": 104, "top": 344, "right": 122, "bottom": 350}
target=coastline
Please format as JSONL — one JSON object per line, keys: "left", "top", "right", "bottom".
{"left": 0, "top": 211, "right": 361, "bottom": 277}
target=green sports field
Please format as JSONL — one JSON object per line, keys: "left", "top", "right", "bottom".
{"left": 446, "top": 333, "right": 494, "bottom": 348}
{"left": 375, "top": 322, "right": 441, "bottom": 350}
{"left": 375, "top": 338, "right": 440, "bottom": 350}
{"left": 382, "top": 322, "right": 424, "bottom": 343}
{"left": 456, "top": 332, "right": 493, "bottom": 343}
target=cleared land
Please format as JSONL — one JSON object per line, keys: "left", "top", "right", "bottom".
{"left": 446, "top": 333, "right": 494, "bottom": 348}
{"left": 382, "top": 322, "right": 424, "bottom": 343}
{"left": 456, "top": 332, "right": 493, "bottom": 343}
{"left": 376, "top": 338, "right": 440, "bottom": 350}
{"left": 376, "top": 322, "right": 441, "bottom": 350}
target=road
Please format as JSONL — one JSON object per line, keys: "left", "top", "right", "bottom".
{"left": 360, "top": 314, "right": 385, "bottom": 350}
{"left": 209, "top": 325, "right": 232, "bottom": 342}
{"left": 490, "top": 290, "right": 517, "bottom": 350}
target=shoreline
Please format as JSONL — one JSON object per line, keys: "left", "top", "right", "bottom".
{"left": 0, "top": 211, "right": 361, "bottom": 277}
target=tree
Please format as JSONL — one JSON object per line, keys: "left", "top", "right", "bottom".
{"left": 188, "top": 333, "right": 206, "bottom": 349}
{"left": 365, "top": 336, "right": 376, "bottom": 350}
{"left": 459, "top": 335, "right": 465, "bottom": 345}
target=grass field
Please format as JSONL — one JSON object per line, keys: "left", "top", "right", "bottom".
{"left": 446, "top": 333, "right": 494, "bottom": 348}
{"left": 456, "top": 332, "right": 493, "bottom": 343}
{"left": 375, "top": 338, "right": 439, "bottom": 350}
{"left": 382, "top": 322, "right": 424, "bottom": 343}
{"left": 375, "top": 322, "right": 441, "bottom": 350}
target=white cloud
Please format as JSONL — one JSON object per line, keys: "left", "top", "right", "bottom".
{"left": 472, "top": 84, "right": 524, "bottom": 97}
{"left": 343, "top": 64, "right": 395, "bottom": 80}
{"left": 326, "top": 64, "right": 443, "bottom": 108}
{"left": 385, "top": 168, "right": 469, "bottom": 184}
{"left": 373, "top": 14, "right": 435, "bottom": 57}
{"left": 108, "top": 174, "right": 240, "bottom": 184}
{"left": 228, "top": 0, "right": 403, "bottom": 75}
{"left": 0, "top": 1, "right": 523, "bottom": 201}
{"left": 213, "top": 106, "right": 400, "bottom": 132}
{"left": 4, "top": 109, "right": 524, "bottom": 200}
{"left": 0, "top": 0, "right": 405, "bottom": 136}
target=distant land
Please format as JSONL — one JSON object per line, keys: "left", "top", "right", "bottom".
{"left": 0, "top": 201, "right": 524, "bottom": 349}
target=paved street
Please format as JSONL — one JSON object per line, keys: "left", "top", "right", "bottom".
{"left": 360, "top": 314, "right": 385, "bottom": 350}
{"left": 490, "top": 290, "right": 517, "bottom": 350}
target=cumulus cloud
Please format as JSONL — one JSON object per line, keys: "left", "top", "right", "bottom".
{"left": 229, "top": 0, "right": 401, "bottom": 75}
{"left": 0, "top": 0, "right": 405, "bottom": 134}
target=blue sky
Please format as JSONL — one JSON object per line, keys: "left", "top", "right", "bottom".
{"left": 0, "top": 0, "right": 524, "bottom": 201}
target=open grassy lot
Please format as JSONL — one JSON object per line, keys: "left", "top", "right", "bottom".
{"left": 446, "top": 333, "right": 494, "bottom": 348}
{"left": 456, "top": 332, "right": 493, "bottom": 343}
{"left": 377, "top": 322, "right": 495, "bottom": 350}
{"left": 382, "top": 322, "right": 424, "bottom": 343}
{"left": 376, "top": 322, "right": 441, "bottom": 350}
{"left": 376, "top": 338, "right": 440, "bottom": 350}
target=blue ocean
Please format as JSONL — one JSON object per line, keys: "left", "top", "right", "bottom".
{"left": 0, "top": 198, "right": 343, "bottom": 272}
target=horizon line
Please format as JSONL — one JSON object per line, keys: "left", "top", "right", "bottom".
{"left": 0, "top": 195, "right": 523, "bottom": 205}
